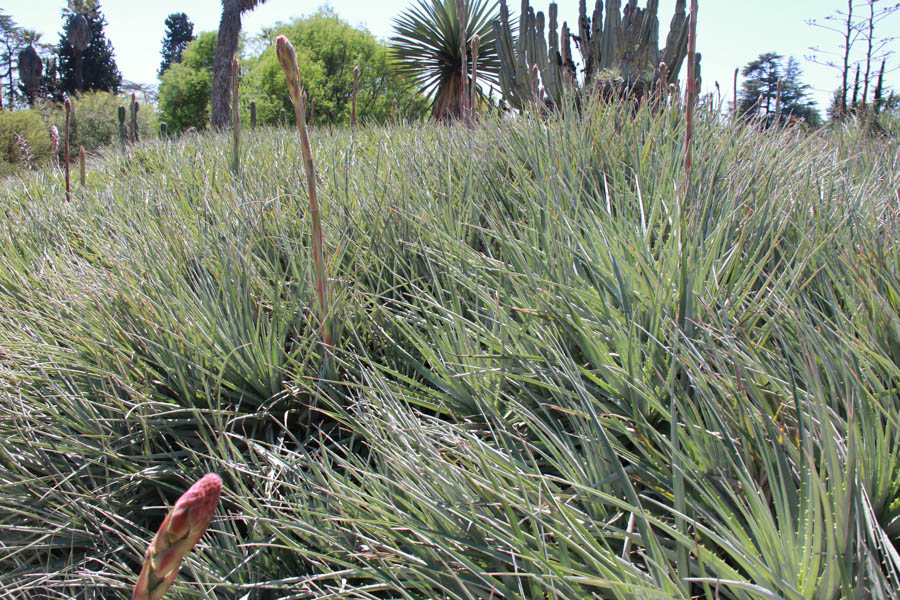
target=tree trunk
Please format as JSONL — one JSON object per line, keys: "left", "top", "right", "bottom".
{"left": 75, "top": 48, "right": 83, "bottom": 92}
{"left": 431, "top": 71, "right": 464, "bottom": 122}
{"left": 210, "top": 0, "right": 242, "bottom": 129}
{"left": 862, "top": 0, "right": 875, "bottom": 108}
{"left": 840, "top": 0, "right": 853, "bottom": 117}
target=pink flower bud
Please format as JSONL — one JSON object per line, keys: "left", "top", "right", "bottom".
{"left": 133, "top": 473, "right": 223, "bottom": 600}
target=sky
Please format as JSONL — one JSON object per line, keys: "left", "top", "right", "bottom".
{"left": 6, "top": 0, "right": 900, "bottom": 114}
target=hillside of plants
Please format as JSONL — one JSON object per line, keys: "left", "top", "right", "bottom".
{"left": 3, "top": 0, "right": 900, "bottom": 598}
{"left": 1, "top": 90, "right": 899, "bottom": 597}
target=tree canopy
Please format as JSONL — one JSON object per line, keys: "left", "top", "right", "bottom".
{"left": 157, "top": 31, "right": 217, "bottom": 132}
{"left": 246, "top": 9, "right": 427, "bottom": 126}
{"left": 738, "top": 53, "right": 820, "bottom": 126}
{"left": 159, "top": 10, "right": 427, "bottom": 133}
{"left": 159, "top": 12, "right": 195, "bottom": 78}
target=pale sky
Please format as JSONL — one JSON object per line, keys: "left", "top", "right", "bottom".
{"left": 6, "top": 0, "right": 900, "bottom": 114}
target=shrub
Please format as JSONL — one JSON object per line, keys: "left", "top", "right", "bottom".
{"left": 0, "top": 108, "right": 52, "bottom": 176}
{"left": 158, "top": 61, "right": 212, "bottom": 133}
{"left": 158, "top": 31, "right": 217, "bottom": 133}
{"left": 37, "top": 91, "right": 158, "bottom": 155}
{"left": 243, "top": 9, "right": 427, "bottom": 126}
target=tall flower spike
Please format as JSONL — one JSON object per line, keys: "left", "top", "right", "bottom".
{"left": 64, "top": 97, "right": 71, "bottom": 202}
{"left": 276, "top": 35, "right": 332, "bottom": 351}
{"left": 133, "top": 473, "right": 223, "bottom": 600}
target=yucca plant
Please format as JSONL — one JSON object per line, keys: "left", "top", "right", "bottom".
{"left": 391, "top": 0, "right": 502, "bottom": 121}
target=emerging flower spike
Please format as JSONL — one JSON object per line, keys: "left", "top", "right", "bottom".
{"left": 133, "top": 473, "right": 223, "bottom": 600}
{"left": 275, "top": 35, "right": 333, "bottom": 351}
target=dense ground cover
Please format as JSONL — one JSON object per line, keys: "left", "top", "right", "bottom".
{"left": 1, "top": 100, "right": 899, "bottom": 599}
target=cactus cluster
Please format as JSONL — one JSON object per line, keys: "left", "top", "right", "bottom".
{"left": 493, "top": 0, "right": 699, "bottom": 110}
{"left": 493, "top": 0, "right": 575, "bottom": 110}
{"left": 117, "top": 105, "right": 127, "bottom": 150}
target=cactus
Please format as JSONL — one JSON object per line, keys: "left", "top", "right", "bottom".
{"left": 117, "top": 105, "right": 126, "bottom": 149}
{"left": 493, "top": 0, "right": 699, "bottom": 110}
{"left": 129, "top": 94, "right": 139, "bottom": 145}
{"left": 79, "top": 146, "right": 86, "bottom": 188}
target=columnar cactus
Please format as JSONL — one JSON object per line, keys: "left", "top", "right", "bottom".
{"left": 493, "top": 0, "right": 699, "bottom": 110}
{"left": 117, "top": 105, "right": 127, "bottom": 150}
{"left": 130, "top": 94, "right": 140, "bottom": 144}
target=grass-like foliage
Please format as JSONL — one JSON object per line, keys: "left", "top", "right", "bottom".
{"left": 1, "top": 98, "right": 899, "bottom": 599}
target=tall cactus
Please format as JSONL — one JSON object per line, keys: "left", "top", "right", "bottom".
{"left": 494, "top": 0, "right": 698, "bottom": 110}
{"left": 117, "top": 105, "right": 127, "bottom": 150}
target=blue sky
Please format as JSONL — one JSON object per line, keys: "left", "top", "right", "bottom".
{"left": 7, "top": 0, "right": 900, "bottom": 113}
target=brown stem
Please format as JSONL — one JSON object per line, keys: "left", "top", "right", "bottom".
{"left": 231, "top": 56, "right": 240, "bottom": 174}
{"left": 684, "top": 0, "right": 698, "bottom": 195}
{"left": 64, "top": 97, "right": 71, "bottom": 203}
{"left": 277, "top": 37, "right": 332, "bottom": 352}
{"left": 352, "top": 65, "right": 359, "bottom": 131}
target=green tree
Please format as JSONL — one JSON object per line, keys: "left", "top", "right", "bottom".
{"left": 158, "top": 31, "right": 216, "bottom": 132}
{"left": 0, "top": 10, "right": 26, "bottom": 109}
{"left": 159, "top": 12, "right": 195, "bottom": 77}
{"left": 245, "top": 9, "right": 427, "bottom": 126}
{"left": 390, "top": 0, "right": 500, "bottom": 121}
{"left": 57, "top": 1, "right": 121, "bottom": 96}
{"left": 738, "top": 53, "right": 820, "bottom": 125}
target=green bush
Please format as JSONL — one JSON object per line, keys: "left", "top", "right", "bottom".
{"left": 37, "top": 91, "right": 158, "bottom": 155}
{"left": 0, "top": 108, "right": 52, "bottom": 176}
{"left": 243, "top": 9, "right": 427, "bottom": 126}
{"left": 158, "top": 61, "right": 212, "bottom": 133}
{"left": 158, "top": 31, "right": 217, "bottom": 134}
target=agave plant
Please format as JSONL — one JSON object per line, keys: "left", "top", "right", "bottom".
{"left": 391, "top": 0, "right": 502, "bottom": 121}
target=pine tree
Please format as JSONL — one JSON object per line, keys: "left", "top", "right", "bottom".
{"left": 159, "top": 12, "right": 194, "bottom": 78}
{"left": 738, "top": 53, "right": 820, "bottom": 126}
{"left": 57, "top": 2, "right": 121, "bottom": 95}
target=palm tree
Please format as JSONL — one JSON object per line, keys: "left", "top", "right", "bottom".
{"left": 391, "top": 0, "right": 501, "bottom": 122}
{"left": 210, "top": 0, "right": 266, "bottom": 129}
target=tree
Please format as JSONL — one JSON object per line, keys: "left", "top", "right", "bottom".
{"left": 245, "top": 9, "right": 427, "bottom": 126}
{"left": 1, "top": 10, "right": 22, "bottom": 109}
{"left": 159, "top": 12, "right": 195, "bottom": 77}
{"left": 0, "top": 10, "right": 35, "bottom": 109}
{"left": 738, "top": 53, "right": 820, "bottom": 126}
{"left": 161, "top": 14, "right": 428, "bottom": 133}
{"left": 807, "top": 0, "right": 899, "bottom": 118}
{"left": 210, "top": 0, "right": 267, "bottom": 129}
{"left": 158, "top": 31, "right": 216, "bottom": 132}
{"left": 57, "top": 1, "right": 121, "bottom": 96}
{"left": 390, "top": 0, "right": 501, "bottom": 121}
